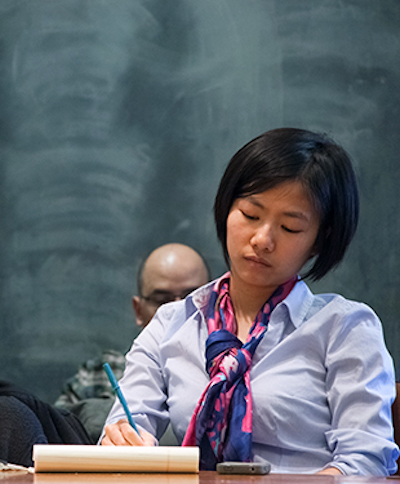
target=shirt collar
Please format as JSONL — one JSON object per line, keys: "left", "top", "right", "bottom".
{"left": 188, "top": 277, "right": 314, "bottom": 328}
{"left": 188, "top": 280, "right": 215, "bottom": 315}
{"left": 278, "top": 279, "right": 314, "bottom": 329}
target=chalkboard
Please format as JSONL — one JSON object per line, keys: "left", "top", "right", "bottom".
{"left": 0, "top": 0, "right": 399, "bottom": 403}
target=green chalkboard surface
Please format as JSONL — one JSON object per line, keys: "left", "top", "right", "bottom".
{"left": 0, "top": 0, "right": 399, "bottom": 402}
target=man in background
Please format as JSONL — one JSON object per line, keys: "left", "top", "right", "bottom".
{"left": 133, "top": 242, "right": 210, "bottom": 328}
{"left": 54, "top": 243, "right": 210, "bottom": 443}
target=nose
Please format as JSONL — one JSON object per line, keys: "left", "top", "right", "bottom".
{"left": 250, "top": 224, "right": 275, "bottom": 252}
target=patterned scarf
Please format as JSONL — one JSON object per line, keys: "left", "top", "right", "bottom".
{"left": 182, "top": 272, "right": 297, "bottom": 470}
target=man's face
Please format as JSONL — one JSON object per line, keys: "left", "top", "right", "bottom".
{"left": 132, "top": 247, "right": 209, "bottom": 327}
{"left": 137, "top": 281, "right": 200, "bottom": 327}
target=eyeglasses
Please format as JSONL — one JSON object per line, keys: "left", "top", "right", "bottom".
{"left": 140, "top": 288, "right": 197, "bottom": 307}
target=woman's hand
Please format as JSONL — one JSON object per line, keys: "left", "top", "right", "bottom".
{"left": 101, "top": 418, "right": 157, "bottom": 446}
{"left": 316, "top": 467, "right": 343, "bottom": 475}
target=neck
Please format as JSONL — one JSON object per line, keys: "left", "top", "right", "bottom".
{"left": 230, "top": 272, "right": 277, "bottom": 312}
{"left": 228, "top": 272, "right": 277, "bottom": 342}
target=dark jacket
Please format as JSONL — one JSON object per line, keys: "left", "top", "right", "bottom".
{"left": 0, "top": 381, "right": 92, "bottom": 467}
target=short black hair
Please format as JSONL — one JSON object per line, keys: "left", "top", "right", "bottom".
{"left": 214, "top": 128, "right": 359, "bottom": 281}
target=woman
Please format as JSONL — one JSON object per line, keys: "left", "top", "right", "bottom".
{"left": 101, "top": 128, "right": 399, "bottom": 475}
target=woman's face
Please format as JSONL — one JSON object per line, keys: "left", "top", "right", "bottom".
{"left": 226, "top": 180, "right": 320, "bottom": 296}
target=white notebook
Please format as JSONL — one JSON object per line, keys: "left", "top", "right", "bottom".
{"left": 33, "top": 445, "right": 199, "bottom": 473}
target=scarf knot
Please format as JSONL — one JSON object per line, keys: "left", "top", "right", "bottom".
{"left": 206, "top": 330, "right": 259, "bottom": 389}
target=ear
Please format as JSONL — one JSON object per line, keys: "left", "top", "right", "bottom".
{"left": 132, "top": 296, "right": 145, "bottom": 328}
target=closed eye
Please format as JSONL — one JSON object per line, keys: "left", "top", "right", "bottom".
{"left": 241, "top": 210, "right": 258, "bottom": 220}
{"left": 282, "top": 226, "right": 302, "bottom": 234}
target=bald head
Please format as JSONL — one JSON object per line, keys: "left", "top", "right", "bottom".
{"left": 133, "top": 243, "right": 210, "bottom": 327}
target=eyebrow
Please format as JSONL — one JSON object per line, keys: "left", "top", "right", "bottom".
{"left": 244, "top": 195, "right": 311, "bottom": 222}
{"left": 282, "top": 211, "right": 310, "bottom": 222}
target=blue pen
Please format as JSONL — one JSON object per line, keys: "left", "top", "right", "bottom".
{"left": 103, "top": 362, "right": 141, "bottom": 436}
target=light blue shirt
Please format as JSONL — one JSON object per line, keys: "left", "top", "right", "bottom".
{"left": 104, "top": 279, "right": 399, "bottom": 475}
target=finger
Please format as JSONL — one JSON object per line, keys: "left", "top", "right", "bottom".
{"left": 119, "top": 420, "right": 145, "bottom": 446}
{"left": 139, "top": 428, "right": 158, "bottom": 446}
{"left": 100, "top": 435, "right": 112, "bottom": 446}
{"left": 103, "top": 420, "right": 134, "bottom": 446}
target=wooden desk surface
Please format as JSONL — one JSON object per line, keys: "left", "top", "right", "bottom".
{"left": 0, "top": 472, "right": 399, "bottom": 484}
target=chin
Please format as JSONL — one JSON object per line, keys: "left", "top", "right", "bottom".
{"left": 243, "top": 273, "right": 276, "bottom": 289}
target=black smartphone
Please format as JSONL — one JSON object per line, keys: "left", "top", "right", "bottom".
{"left": 216, "top": 461, "right": 271, "bottom": 475}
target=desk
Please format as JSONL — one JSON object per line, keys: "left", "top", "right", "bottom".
{"left": 0, "top": 473, "right": 399, "bottom": 484}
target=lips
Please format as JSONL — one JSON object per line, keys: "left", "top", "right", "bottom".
{"left": 244, "top": 255, "right": 271, "bottom": 267}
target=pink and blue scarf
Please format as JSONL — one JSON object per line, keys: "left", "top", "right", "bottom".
{"left": 182, "top": 272, "right": 297, "bottom": 470}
